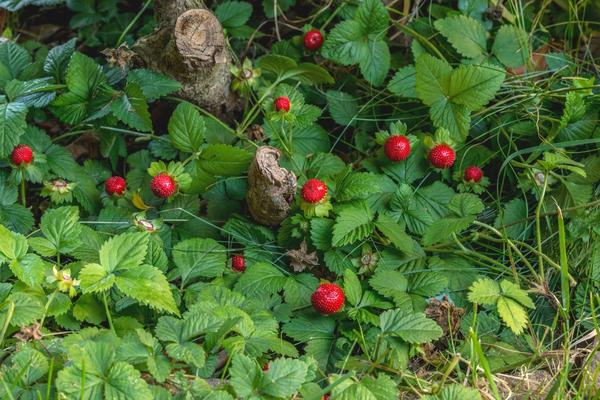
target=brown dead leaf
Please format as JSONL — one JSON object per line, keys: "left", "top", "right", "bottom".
{"left": 286, "top": 240, "right": 319, "bottom": 272}
{"left": 14, "top": 322, "right": 42, "bottom": 342}
{"left": 425, "top": 295, "right": 464, "bottom": 336}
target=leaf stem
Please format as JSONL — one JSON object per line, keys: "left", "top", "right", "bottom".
{"left": 115, "top": 0, "right": 151, "bottom": 46}
{"left": 0, "top": 301, "right": 15, "bottom": 348}
{"left": 535, "top": 177, "right": 548, "bottom": 281}
{"left": 103, "top": 292, "right": 116, "bottom": 334}
{"left": 20, "top": 174, "right": 26, "bottom": 207}
{"left": 40, "top": 290, "right": 58, "bottom": 328}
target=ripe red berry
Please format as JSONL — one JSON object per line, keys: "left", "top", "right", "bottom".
{"left": 150, "top": 173, "right": 177, "bottom": 198}
{"left": 303, "top": 29, "right": 324, "bottom": 51}
{"left": 274, "top": 96, "right": 291, "bottom": 112}
{"left": 428, "top": 144, "right": 455, "bottom": 169}
{"left": 384, "top": 135, "right": 411, "bottom": 161}
{"left": 301, "top": 178, "right": 327, "bottom": 204}
{"left": 464, "top": 165, "right": 483, "bottom": 183}
{"left": 262, "top": 363, "right": 269, "bottom": 371}
{"left": 323, "top": 395, "right": 330, "bottom": 400}
{"left": 11, "top": 144, "right": 33, "bottom": 165}
{"left": 311, "top": 283, "right": 344, "bottom": 314}
{"left": 105, "top": 176, "right": 127, "bottom": 196}
{"left": 232, "top": 255, "right": 246, "bottom": 272}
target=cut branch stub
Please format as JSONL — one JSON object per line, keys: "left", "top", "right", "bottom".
{"left": 174, "top": 9, "right": 227, "bottom": 67}
{"left": 247, "top": 146, "right": 297, "bottom": 226}
{"left": 131, "top": 0, "right": 236, "bottom": 118}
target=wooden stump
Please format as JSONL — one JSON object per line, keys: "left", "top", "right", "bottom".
{"left": 246, "top": 147, "right": 297, "bottom": 226}
{"left": 131, "top": 0, "right": 236, "bottom": 118}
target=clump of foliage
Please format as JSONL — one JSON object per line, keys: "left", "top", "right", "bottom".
{"left": 0, "top": 0, "right": 598, "bottom": 399}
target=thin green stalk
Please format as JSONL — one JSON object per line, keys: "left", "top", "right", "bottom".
{"left": 320, "top": 372, "right": 355, "bottom": 398}
{"left": 39, "top": 290, "right": 58, "bottom": 328}
{"left": 220, "top": 354, "right": 232, "bottom": 380}
{"left": 103, "top": 293, "right": 115, "bottom": 334}
{"left": 0, "top": 301, "right": 15, "bottom": 348}
{"left": 535, "top": 177, "right": 548, "bottom": 280}
{"left": 433, "top": 354, "right": 461, "bottom": 394}
{"left": 46, "top": 357, "right": 54, "bottom": 400}
{"left": 79, "top": 360, "right": 86, "bottom": 400}
{"left": 0, "top": 377, "right": 16, "bottom": 400}
{"left": 556, "top": 205, "right": 570, "bottom": 313}
{"left": 20, "top": 176, "right": 26, "bottom": 207}
{"left": 473, "top": 221, "right": 539, "bottom": 281}
{"left": 469, "top": 328, "right": 501, "bottom": 400}
{"left": 115, "top": 0, "right": 152, "bottom": 46}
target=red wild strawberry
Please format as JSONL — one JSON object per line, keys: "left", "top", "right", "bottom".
{"left": 151, "top": 173, "right": 177, "bottom": 198}
{"left": 464, "top": 165, "right": 483, "bottom": 182}
{"left": 303, "top": 29, "right": 324, "bottom": 51}
{"left": 301, "top": 178, "right": 327, "bottom": 204}
{"left": 384, "top": 135, "right": 411, "bottom": 161}
{"left": 274, "top": 96, "right": 291, "bottom": 112}
{"left": 232, "top": 255, "right": 246, "bottom": 272}
{"left": 311, "top": 283, "right": 344, "bottom": 314}
{"left": 11, "top": 144, "right": 33, "bottom": 165}
{"left": 262, "top": 363, "right": 269, "bottom": 371}
{"left": 428, "top": 144, "right": 455, "bottom": 169}
{"left": 105, "top": 176, "right": 127, "bottom": 196}
{"left": 323, "top": 395, "right": 330, "bottom": 400}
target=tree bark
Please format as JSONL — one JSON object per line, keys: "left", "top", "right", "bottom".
{"left": 131, "top": 0, "right": 236, "bottom": 118}
{"left": 246, "top": 146, "right": 297, "bottom": 226}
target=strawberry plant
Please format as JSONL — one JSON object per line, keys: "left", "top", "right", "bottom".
{"left": 0, "top": 0, "right": 598, "bottom": 399}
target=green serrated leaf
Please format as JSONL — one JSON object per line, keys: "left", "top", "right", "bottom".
{"left": 448, "top": 64, "right": 505, "bottom": 111}
{"left": 234, "top": 262, "right": 287, "bottom": 296}
{"left": 111, "top": 83, "right": 152, "bottom": 132}
{"left": 492, "top": 25, "right": 529, "bottom": 68}
{"left": 332, "top": 202, "right": 374, "bottom": 247}
{"left": 497, "top": 296, "right": 528, "bottom": 335}
{"left": 199, "top": 144, "right": 252, "bottom": 176}
{"left": 168, "top": 102, "right": 205, "bottom": 153}
{"left": 344, "top": 269, "right": 362, "bottom": 306}
{"left": 500, "top": 280, "right": 534, "bottom": 309}
{"left": 262, "top": 358, "right": 308, "bottom": 398}
{"left": 115, "top": 265, "right": 179, "bottom": 315}
{"left": 380, "top": 309, "right": 443, "bottom": 343}
{"left": 0, "top": 101, "right": 27, "bottom": 158}
{"left": 99, "top": 232, "right": 149, "bottom": 273}
{"left": 434, "top": 15, "right": 488, "bottom": 59}
{"left": 128, "top": 69, "right": 182, "bottom": 101}
{"left": 216, "top": 1, "right": 253, "bottom": 28}
{"left": 468, "top": 278, "right": 500, "bottom": 305}
{"left": 172, "top": 238, "right": 226, "bottom": 285}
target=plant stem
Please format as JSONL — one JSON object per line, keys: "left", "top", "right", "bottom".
{"left": 115, "top": 0, "right": 152, "bottom": 46}
{"left": 20, "top": 176, "right": 26, "bottom": 207}
{"left": 40, "top": 290, "right": 58, "bottom": 328}
{"left": 103, "top": 293, "right": 116, "bottom": 334}
{"left": 469, "top": 328, "right": 501, "bottom": 400}
{"left": 535, "top": 177, "right": 548, "bottom": 281}
{"left": 0, "top": 301, "right": 15, "bottom": 348}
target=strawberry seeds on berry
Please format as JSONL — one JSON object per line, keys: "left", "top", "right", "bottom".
{"left": 301, "top": 178, "right": 327, "bottom": 204}
{"left": 231, "top": 254, "right": 246, "bottom": 272}
{"left": 303, "top": 29, "right": 324, "bottom": 51}
{"left": 274, "top": 96, "right": 291, "bottom": 112}
{"left": 11, "top": 144, "right": 33, "bottom": 166}
{"left": 151, "top": 173, "right": 177, "bottom": 198}
{"left": 311, "top": 283, "right": 345, "bottom": 314}
{"left": 428, "top": 144, "right": 455, "bottom": 169}
{"left": 384, "top": 135, "right": 411, "bottom": 161}
{"left": 105, "top": 176, "right": 127, "bottom": 196}
{"left": 464, "top": 165, "right": 483, "bottom": 183}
